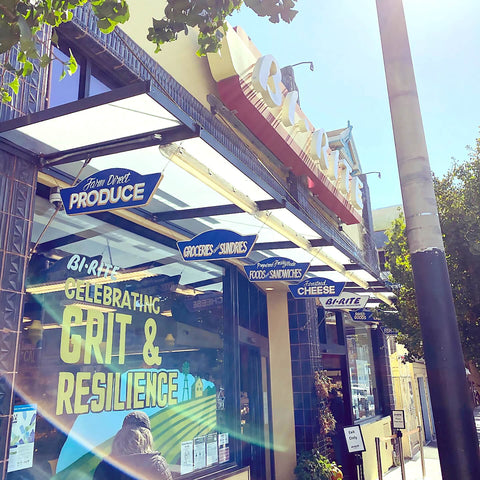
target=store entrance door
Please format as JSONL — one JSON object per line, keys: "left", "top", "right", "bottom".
{"left": 239, "top": 343, "right": 267, "bottom": 480}
{"left": 322, "top": 354, "right": 356, "bottom": 480}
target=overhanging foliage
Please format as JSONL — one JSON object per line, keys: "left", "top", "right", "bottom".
{"left": 0, "top": 0, "right": 298, "bottom": 103}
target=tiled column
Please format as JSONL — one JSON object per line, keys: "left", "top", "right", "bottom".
{"left": 0, "top": 150, "right": 37, "bottom": 479}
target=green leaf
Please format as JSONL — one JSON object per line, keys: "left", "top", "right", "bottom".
{"left": 1, "top": 89, "right": 13, "bottom": 103}
{"left": 40, "top": 54, "right": 52, "bottom": 68}
{"left": 8, "top": 76, "right": 20, "bottom": 95}
{"left": 22, "top": 60, "right": 33, "bottom": 76}
{"left": 51, "top": 30, "right": 59, "bottom": 46}
{"left": 67, "top": 50, "right": 78, "bottom": 75}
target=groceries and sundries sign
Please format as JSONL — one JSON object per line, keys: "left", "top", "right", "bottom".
{"left": 177, "top": 229, "right": 257, "bottom": 261}
{"left": 60, "top": 168, "right": 162, "bottom": 215}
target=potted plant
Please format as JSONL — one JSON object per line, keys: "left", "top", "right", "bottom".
{"left": 294, "top": 448, "right": 343, "bottom": 480}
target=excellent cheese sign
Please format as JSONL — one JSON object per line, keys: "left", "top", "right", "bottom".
{"left": 60, "top": 168, "right": 162, "bottom": 215}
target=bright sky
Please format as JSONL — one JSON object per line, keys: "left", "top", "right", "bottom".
{"left": 230, "top": 0, "right": 480, "bottom": 209}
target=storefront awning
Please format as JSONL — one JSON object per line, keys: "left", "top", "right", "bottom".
{"left": 0, "top": 81, "right": 394, "bottom": 308}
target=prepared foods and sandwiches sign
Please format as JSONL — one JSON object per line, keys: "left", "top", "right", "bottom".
{"left": 60, "top": 168, "right": 162, "bottom": 215}
{"left": 288, "top": 277, "right": 345, "bottom": 298}
{"left": 244, "top": 257, "right": 310, "bottom": 282}
{"left": 177, "top": 229, "right": 257, "bottom": 261}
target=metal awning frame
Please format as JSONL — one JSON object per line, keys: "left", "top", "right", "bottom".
{"left": 0, "top": 81, "right": 394, "bottom": 305}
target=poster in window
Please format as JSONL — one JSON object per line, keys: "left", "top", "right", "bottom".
{"left": 193, "top": 435, "right": 206, "bottom": 470}
{"left": 206, "top": 432, "right": 218, "bottom": 466}
{"left": 7, "top": 404, "right": 37, "bottom": 472}
{"left": 218, "top": 433, "right": 230, "bottom": 463}
{"left": 181, "top": 440, "right": 194, "bottom": 474}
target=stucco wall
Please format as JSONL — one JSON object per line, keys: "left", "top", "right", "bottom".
{"left": 360, "top": 417, "right": 394, "bottom": 480}
{"left": 118, "top": 0, "right": 219, "bottom": 109}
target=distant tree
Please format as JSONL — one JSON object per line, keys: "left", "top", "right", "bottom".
{"left": 377, "top": 214, "right": 424, "bottom": 362}
{"left": 378, "top": 136, "right": 480, "bottom": 366}
{"left": 0, "top": 0, "right": 298, "bottom": 102}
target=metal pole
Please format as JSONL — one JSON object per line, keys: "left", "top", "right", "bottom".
{"left": 375, "top": 437, "right": 383, "bottom": 480}
{"left": 356, "top": 453, "right": 365, "bottom": 480}
{"left": 418, "top": 426, "right": 426, "bottom": 479}
{"left": 375, "top": 0, "right": 480, "bottom": 478}
{"left": 397, "top": 432, "right": 406, "bottom": 480}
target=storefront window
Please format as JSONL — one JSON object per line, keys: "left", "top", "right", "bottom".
{"left": 9, "top": 197, "right": 229, "bottom": 479}
{"left": 345, "top": 324, "right": 378, "bottom": 421}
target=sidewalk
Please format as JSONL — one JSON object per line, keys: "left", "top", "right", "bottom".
{"left": 382, "top": 443, "right": 441, "bottom": 480}
{"left": 381, "top": 406, "right": 480, "bottom": 480}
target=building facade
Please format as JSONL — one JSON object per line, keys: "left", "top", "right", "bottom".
{"left": 0, "top": 4, "right": 395, "bottom": 480}
{"left": 373, "top": 205, "right": 436, "bottom": 460}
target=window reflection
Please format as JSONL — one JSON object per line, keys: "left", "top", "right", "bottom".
{"left": 10, "top": 203, "right": 229, "bottom": 479}
{"left": 346, "top": 325, "right": 378, "bottom": 421}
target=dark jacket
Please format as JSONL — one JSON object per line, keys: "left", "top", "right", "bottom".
{"left": 93, "top": 452, "right": 173, "bottom": 480}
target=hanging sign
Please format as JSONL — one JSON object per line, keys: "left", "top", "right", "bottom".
{"left": 380, "top": 326, "right": 398, "bottom": 336}
{"left": 320, "top": 292, "right": 369, "bottom": 310}
{"left": 288, "top": 277, "right": 345, "bottom": 298}
{"left": 177, "top": 229, "right": 257, "bottom": 261}
{"left": 60, "top": 168, "right": 162, "bottom": 215}
{"left": 349, "top": 308, "right": 376, "bottom": 322}
{"left": 244, "top": 257, "right": 310, "bottom": 282}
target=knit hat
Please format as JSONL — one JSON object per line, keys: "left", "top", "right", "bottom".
{"left": 122, "top": 411, "right": 151, "bottom": 430}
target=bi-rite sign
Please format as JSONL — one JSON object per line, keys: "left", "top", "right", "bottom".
{"left": 60, "top": 168, "right": 162, "bottom": 215}
{"left": 320, "top": 292, "right": 369, "bottom": 310}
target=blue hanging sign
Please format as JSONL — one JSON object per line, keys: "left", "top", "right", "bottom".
{"left": 177, "top": 229, "right": 257, "bottom": 261}
{"left": 60, "top": 168, "right": 162, "bottom": 215}
{"left": 380, "top": 326, "right": 398, "bottom": 336}
{"left": 348, "top": 308, "right": 376, "bottom": 322}
{"left": 288, "top": 277, "right": 345, "bottom": 298}
{"left": 244, "top": 257, "right": 310, "bottom": 282}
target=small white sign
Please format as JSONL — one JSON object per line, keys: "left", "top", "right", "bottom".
{"left": 392, "top": 410, "right": 406, "bottom": 430}
{"left": 320, "top": 292, "right": 369, "bottom": 310}
{"left": 181, "top": 440, "right": 194, "bottom": 474}
{"left": 343, "top": 425, "right": 366, "bottom": 453}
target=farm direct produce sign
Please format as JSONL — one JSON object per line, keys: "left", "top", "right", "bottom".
{"left": 60, "top": 168, "right": 162, "bottom": 215}
{"left": 244, "top": 257, "right": 310, "bottom": 282}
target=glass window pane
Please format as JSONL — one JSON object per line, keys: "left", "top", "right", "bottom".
{"left": 345, "top": 324, "right": 378, "bottom": 421}
{"left": 12, "top": 201, "right": 229, "bottom": 479}
{"left": 48, "top": 47, "right": 80, "bottom": 107}
{"left": 88, "top": 75, "right": 111, "bottom": 96}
